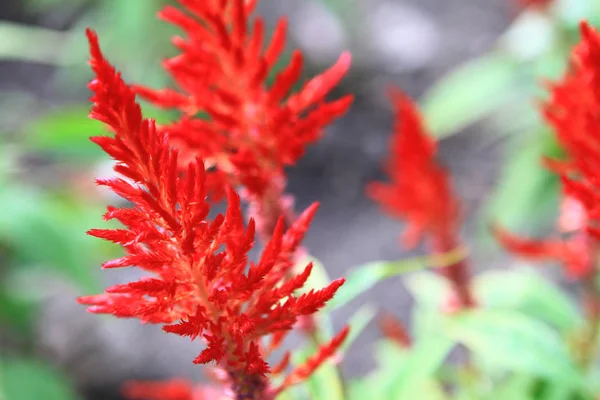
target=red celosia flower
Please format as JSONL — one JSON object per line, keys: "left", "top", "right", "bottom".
{"left": 544, "top": 22, "right": 600, "bottom": 238}
{"left": 367, "top": 89, "right": 460, "bottom": 249}
{"left": 79, "top": 29, "right": 347, "bottom": 396}
{"left": 493, "top": 196, "right": 593, "bottom": 279}
{"left": 367, "top": 88, "right": 475, "bottom": 308}
{"left": 134, "top": 0, "right": 353, "bottom": 201}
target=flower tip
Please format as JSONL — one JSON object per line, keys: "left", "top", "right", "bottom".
{"left": 331, "top": 277, "right": 346, "bottom": 292}
{"left": 579, "top": 20, "right": 591, "bottom": 33}
{"left": 336, "top": 51, "right": 352, "bottom": 72}
{"left": 304, "top": 201, "right": 320, "bottom": 217}
{"left": 85, "top": 27, "right": 97, "bottom": 42}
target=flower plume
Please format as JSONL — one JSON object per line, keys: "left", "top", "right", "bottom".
{"left": 79, "top": 29, "right": 347, "bottom": 392}
{"left": 133, "top": 0, "right": 353, "bottom": 199}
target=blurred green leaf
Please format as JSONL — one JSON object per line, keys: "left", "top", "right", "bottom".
{"left": 421, "top": 53, "right": 520, "bottom": 139}
{"left": 329, "top": 248, "right": 467, "bottom": 310}
{"left": 478, "top": 375, "right": 537, "bottom": 400}
{"left": 23, "top": 106, "right": 106, "bottom": 161}
{"left": 24, "top": 105, "right": 177, "bottom": 162}
{"left": 555, "top": 0, "right": 600, "bottom": 32}
{"left": 483, "top": 132, "right": 561, "bottom": 235}
{"left": 0, "top": 183, "right": 107, "bottom": 292}
{"left": 57, "top": 0, "right": 174, "bottom": 91}
{"left": 500, "top": 11, "right": 556, "bottom": 61}
{"left": 0, "top": 357, "right": 80, "bottom": 400}
{"left": 388, "top": 335, "right": 453, "bottom": 400}
{"left": 340, "top": 304, "right": 377, "bottom": 353}
{"left": 474, "top": 267, "right": 582, "bottom": 333}
{"left": 379, "top": 335, "right": 453, "bottom": 400}
{"left": 0, "top": 21, "right": 71, "bottom": 65}
{"left": 443, "top": 310, "right": 581, "bottom": 386}
{"left": 349, "top": 337, "right": 452, "bottom": 400}
{"left": 0, "top": 290, "right": 35, "bottom": 334}
{"left": 404, "top": 270, "right": 451, "bottom": 311}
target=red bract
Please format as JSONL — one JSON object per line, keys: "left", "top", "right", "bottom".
{"left": 493, "top": 196, "right": 593, "bottom": 280}
{"left": 367, "top": 89, "right": 474, "bottom": 308}
{"left": 79, "top": 29, "right": 347, "bottom": 395}
{"left": 367, "top": 89, "right": 460, "bottom": 250}
{"left": 134, "top": 0, "right": 353, "bottom": 200}
{"left": 544, "top": 22, "right": 600, "bottom": 238}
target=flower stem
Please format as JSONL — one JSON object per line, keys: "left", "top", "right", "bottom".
{"left": 577, "top": 273, "right": 600, "bottom": 367}
{"left": 432, "top": 233, "right": 476, "bottom": 309}
{"left": 227, "top": 370, "right": 273, "bottom": 400}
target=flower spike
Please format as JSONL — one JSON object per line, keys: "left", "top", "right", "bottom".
{"left": 367, "top": 88, "right": 475, "bottom": 308}
{"left": 133, "top": 0, "right": 353, "bottom": 200}
{"left": 80, "top": 29, "right": 347, "bottom": 398}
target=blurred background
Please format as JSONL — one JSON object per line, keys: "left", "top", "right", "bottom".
{"left": 0, "top": 0, "right": 598, "bottom": 399}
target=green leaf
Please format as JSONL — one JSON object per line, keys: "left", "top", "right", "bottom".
{"left": 403, "top": 270, "right": 451, "bottom": 311}
{"left": 0, "top": 21, "right": 71, "bottom": 65}
{"left": 24, "top": 105, "right": 177, "bottom": 162}
{"left": 0, "top": 289, "right": 35, "bottom": 335}
{"left": 349, "top": 337, "right": 453, "bottom": 400}
{"left": 443, "top": 310, "right": 581, "bottom": 386}
{"left": 23, "top": 106, "right": 106, "bottom": 161}
{"left": 385, "top": 335, "right": 454, "bottom": 400}
{"left": 500, "top": 11, "right": 556, "bottom": 61}
{"left": 483, "top": 132, "right": 560, "bottom": 235}
{"left": 555, "top": 0, "right": 600, "bottom": 31}
{"left": 0, "top": 185, "right": 108, "bottom": 293}
{"left": 421, "top": 53, "right": 520, "bottom": 139}
{"left": 474, "top": 267, "right": 582, "bottom": 333}
{"left": 0, "top": 357, "right": 80, "bottom": 400}
{"left": 340, "top": 304, "right": 377, "bottom": 353}
{"left": 329, "top": 248, "right": 467, "bottom": 310}
{"left": 481, "top": 375, "right": 537, "bottom": 400}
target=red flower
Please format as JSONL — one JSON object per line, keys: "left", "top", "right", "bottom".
{"left": 544, "top": 22, "right": 600, "bottom": 237}
{"left": 367, "top": 89, "right": 474, "bottom": 308}
{"left": 79, "top": 29, "right": 346, "bottom": 393}
{"left": 134, "top": 0, "right": 353, "bottom": 200}
{"left": 367, "top": 89, "right": 460, "bottom": 249}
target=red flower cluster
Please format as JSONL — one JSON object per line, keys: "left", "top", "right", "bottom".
{"left": 79, "top": 29, "right": 347, "bottom": 395}
{"left": 367, "top": 89, "right": 474, "bottom": 308}
{"left": 134, "top": 0, "right": 353, "bottom": 201}
{"left": 544, "top": 22, "right": 600, "bottom": 235}
{"left": 367, "top": 89, "right": 461, "bottom": 250}
{"left": 494, "top": 23, "right": 600, "bottom": 280}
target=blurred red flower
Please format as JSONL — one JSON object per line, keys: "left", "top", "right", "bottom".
{"left": 367, "top": 89, "right": 460, "bottom": 250}
{"left": 367, "top": 89, "right": 474, "bottom": 308}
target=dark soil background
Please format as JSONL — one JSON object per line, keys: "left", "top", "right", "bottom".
{"left": 0, "top": 1, "right": 517, "bottom": 399}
